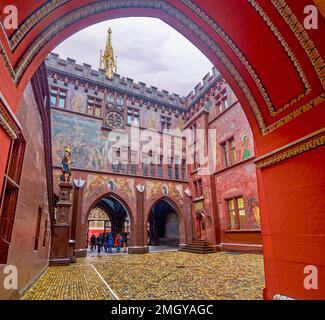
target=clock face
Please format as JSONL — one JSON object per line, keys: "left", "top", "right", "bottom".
{"left": 105, "top": 111, "right": 124, "bottom": 129}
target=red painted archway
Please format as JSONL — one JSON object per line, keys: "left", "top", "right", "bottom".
{"left": 84, "top": 191, "right": 135, "bottom": 249}
{"left": 0, "top": 1, "right": 324, "bottom": 300}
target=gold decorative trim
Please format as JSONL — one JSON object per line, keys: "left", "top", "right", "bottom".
{"left": 256, "top": 128, "right": 325, "bottom": 168}
{"left": 181, "top": 0, "right": 311, "bottom": 116}
{"left": 0, "top": 95, "right": 20, "bottom": 139}
{"left": 10, "top": 0, "right": 71, "bottom": 51}
{"left": 271, "top": 0, "right": 325, "bottom": 90}
{"left": 0, "top": 43, "right": 15, "bottom": 80}
{"left": 248, "top": 0, "right": 311, "bottom": 115}
{"left": 265, "top": 93, "right": 325, "bottom": 133}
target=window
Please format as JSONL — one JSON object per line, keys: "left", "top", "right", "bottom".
{"left": 150, "top": 162, "right": 155, "bottom": 177}
{"left": 129, "top": 149, "right": 137, "bottom": 175}
{"left": 168, "top": 158, "right": 173, "bottom": 179}
{"left": 237, "top": 197, "right": 246, "bottom": 227}
{"left": 112, "top": 161, "right": 119, "bottom": 173}
{"left": 34, "top": 207, "right": 43, "bottom": 251}
{"left": 192, "top": 123, "right": 197, "bottom": 143}
{"left": 230, "top": 138, "right": 237, "bottom": 163}
{"left": 161, "top": 116, "right": 172, "bottom": 130}
{"left": 221, "top": 142, "right": 229, "bottom": 167}
{"left": 127, "top": 108, "right": 139, "bottom": 126}
{"left": 194, "top": 179, "right": 203, "bottom": 198}
{"left": 42, "top": 220, "right": 48, "bottom": 248}
{"left": 215, "top": 89, "right": 228, "bottom": 115}
{"left": 222, "top": 90, "right": 229, "bottom": 109}
{"left": 142, "top": 163, "right": 147, "bottom": 176}
{"left": 221, "top": 137, "right": 236, "bottom": 167}
{"left": 87, "top": 96, "right": 102, "bottom": 117}
{"left": 0, "top": 135, "right": 26, "bottom": 264}
{"left": 227, "top": 199, "right": 236, "bottom": 229}
{"left": 174, "top": 162, "right": 179, "bottom": 180}
{"left": 107, "top": 93, "right": 114, "bottom": 104}
{"left": 157, "top": 156, "right": 163, "bottom": 177}
{"left": 130, "top": 163, "right": 136, "bottom": 175}
{"left": 181, "top": 160, "right": 187, "bottom": 180}
{"left": 112, "top": 149, "right": 121, "bottom": 173}
{"left": 50, "top": 87, "right": 67, "bottom": 109}
{"left": 194, "top": 150, "right": 199, "bottom": 169}
{"left": 121, "top": 162, "right": 127, "bottom": 174}
{"left": 191, "top": 123, "right": 199, "bottom": 171}
{"left": 117, "top": 95, "right": 123, "bottom": 106}
{"left": 227, "top": 197, "right": 246, "bottom": 230}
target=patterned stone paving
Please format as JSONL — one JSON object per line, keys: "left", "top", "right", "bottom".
{"left": 22, "top": 252, "right": 265, "bottom": 300}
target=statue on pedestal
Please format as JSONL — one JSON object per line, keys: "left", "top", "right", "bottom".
{"left": 60, "top": 145, "right": 73, "bottom": 183}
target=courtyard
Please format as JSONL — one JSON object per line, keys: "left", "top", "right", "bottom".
{"left": 22, "top": 252, "right": 265, "bottom": 300}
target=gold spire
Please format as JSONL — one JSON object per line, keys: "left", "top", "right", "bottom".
{"left": 100, "top": 27, "right": 117, "bottom": 79}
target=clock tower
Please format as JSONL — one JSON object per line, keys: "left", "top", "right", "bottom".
{"left": 102, "top": 91, "right": 125, "bottom": 130}
{"left": 100, "top": 28, "right": 125, "bottom": 131}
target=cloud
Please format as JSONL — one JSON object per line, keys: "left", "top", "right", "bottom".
{"left": 54, "top": 17, "right": 213, "bottom": 96}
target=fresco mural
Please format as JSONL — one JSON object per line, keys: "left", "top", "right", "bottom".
{"left": 84, "top": 175, "right": 108, "bottom": 201}
{"left": 248, "top": 199, "right": 261, "bottom": 229}
{"left": 145, "top": 181, "right": 184, "bottom": 206}
{"left": 83, "top": 174, "right": 135, "bottom": 201}
{"left": 71, "top": 95, "right": 85, "bottom": 113}
{"left": 238, "top": 130, "right": 252, "bottom": 160}
{"left": 143, "top": 114, "right": 159, "bottom": 129}
{"left": 52, "top": 110, "right": 113, "bottom": 171}
{"left": 174, "top": 116, "right": 186, "bottom": 130}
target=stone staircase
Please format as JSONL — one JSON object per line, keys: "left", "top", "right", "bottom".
{"left": 179, "top": 240, "right": 217, "bottom": 254}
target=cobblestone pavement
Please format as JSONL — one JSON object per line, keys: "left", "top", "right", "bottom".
{"left": 22, "top": 252, "right": 265, "bottom": 300}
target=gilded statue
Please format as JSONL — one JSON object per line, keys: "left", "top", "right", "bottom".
{"left": 60, "top": 145, "right": 73, "bottom": 183}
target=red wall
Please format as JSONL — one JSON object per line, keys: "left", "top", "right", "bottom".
{"left": 0, "top": 127, "right": 10, "bottom": 192}
{"left": 0, "top": 83, "right": 51, "bottom": 299}
{"left": 261, "top": 146, "right": 325, "bottom": 300}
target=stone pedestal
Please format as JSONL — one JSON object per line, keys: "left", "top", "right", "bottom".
{"left": 49, "top": 182, "right": 73, "bottom": 266}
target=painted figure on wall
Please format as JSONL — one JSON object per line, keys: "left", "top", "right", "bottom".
{"left": 71, "top": 96, "right": 84, "bottom": 113}
{"left": 248, "top": 199, "right": 261, "bottom": 228}
{"left": 60, "top": 145, "right": 73, "bottom": 183}
{"left": 242, "top": 135, "right": 251, "bottom": 160}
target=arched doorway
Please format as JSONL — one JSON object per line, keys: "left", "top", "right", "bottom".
{"left": 87, "top": 207, "right": 111, "bottom": 246}
{"left": 148, "top": 199, "right": 181, "bottom": 251}
{"left": 87, "top": 195, "right": 131, "bottom": 254}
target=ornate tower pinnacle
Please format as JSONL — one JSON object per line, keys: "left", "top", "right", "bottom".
{"left": 100, "top": 27, "right": 117, "bottom": 79}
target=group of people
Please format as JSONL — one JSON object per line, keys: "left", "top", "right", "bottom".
{"left": 89, "top": 232, "right": 127, "bottom": 254}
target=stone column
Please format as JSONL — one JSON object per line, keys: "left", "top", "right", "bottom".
{"left": 71, "top": 178, "right": 86, "bottom": 258}
{"left": 49, "top": 182, "right": 73, "bottom": 265}
{"left": 128, "top": 183, "right": 149, "bottom": 254}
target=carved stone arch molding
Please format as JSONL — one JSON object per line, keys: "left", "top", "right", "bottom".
{"left": 1, "top": 0, "right": 324, "bottom": 136}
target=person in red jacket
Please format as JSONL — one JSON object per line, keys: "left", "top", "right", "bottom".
{"left": 114, "top": 233, "right": 122, "bottom": 253}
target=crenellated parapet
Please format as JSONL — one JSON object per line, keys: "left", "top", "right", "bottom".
{"left": 46, "top": 52, "right": 236, "bottom": 125}
{"left": 46, "top": 53, "right": 187, "bottom": 110}
{"left": 186, "top": 67, "right": 222, "bottom": 108}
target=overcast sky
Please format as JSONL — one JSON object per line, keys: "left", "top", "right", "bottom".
{"left": 54, "top": 17, "right": 213, "bottom": 96}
